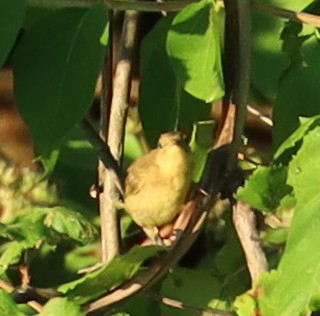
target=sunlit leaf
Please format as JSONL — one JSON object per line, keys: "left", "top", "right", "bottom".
{"left": 0, "top": 290, "right": 23, "bottom": 316}
{"left": 59, "top": 246, "right": 163, "bottom": 304}
{"left": 140, "top": 14, "right": 210, "bottom": 146}
{"left": 274, "top": 32, "right": 320, "bottom": 147}
{"left": 39, "top": 298, "right": 84, "bottom": 316}
{"left": 258, "top": 195, "right": 320, "bottom": 316}
{"left": 236, "top": 165, "right": 291, "bottom": 214}
{"left": 287, "top": 126, "right": 320, "bottom": 204}
{"left": 44, "top": 206, "right": 97, "bottom": 244}
{"left": 167, "top": 0, "right": 224, "bottom": 102}
{"left": 274, "top": 115, "right": 320, "bottom": 162}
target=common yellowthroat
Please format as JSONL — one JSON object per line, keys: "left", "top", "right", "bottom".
{"left": 124, "top": 131, "right": 194, "bottom": 244}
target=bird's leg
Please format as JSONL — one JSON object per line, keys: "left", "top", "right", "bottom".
{"left": 142, "top": 226, "right": 169, "bottom": 246}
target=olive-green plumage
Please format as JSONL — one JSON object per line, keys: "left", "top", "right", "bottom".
{"left": 124, "top": 132, "right": 194, "bottom": 243}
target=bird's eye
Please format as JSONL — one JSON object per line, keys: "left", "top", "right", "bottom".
{"left": 158, "top": 142, "right": 163, "bottom": 148}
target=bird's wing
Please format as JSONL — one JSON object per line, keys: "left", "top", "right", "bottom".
{"left": 125, "top": 150, "right": 159, "bottom": 196}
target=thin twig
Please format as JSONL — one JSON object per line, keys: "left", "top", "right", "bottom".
{"left": 99, "top": 11, "right": 139, "bottom": 264}
{"left": 79, "top": 118, "right": 124, "bottom": 193}
{"left": 247, "top": 105, "right": 273, "bottom": 127}
{"left": 232, "top": 201, "right": 268, "bottom": 282}
{"left": 252, "top": 0, "right": 320, "bottom": 28}
{"left": 98, "top": 11, "right": 115, "bottom": 264}
{"left": 146, "top": 290, "right": 234, "bottom": 316}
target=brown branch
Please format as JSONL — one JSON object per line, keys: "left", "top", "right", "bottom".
{"left": 99, "top": 11, "right": 139, "bottom": 264}
{"left": 232, "top": 201, "right": 268, "bottom": 283}
{"left": 252, "top": 0, "right": 320, "bottom": 28}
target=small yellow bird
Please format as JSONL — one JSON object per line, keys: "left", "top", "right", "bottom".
{"left": 124, "top": 131, "right": 194, "bottom": 244}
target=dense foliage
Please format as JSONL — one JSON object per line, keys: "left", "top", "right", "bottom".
{"left": 1, "top": 0, "right": 320, "bottom": 315}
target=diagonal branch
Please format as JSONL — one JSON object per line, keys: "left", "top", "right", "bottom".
{"left": 80, "top": 118, "right": 124, "bottom": 193}
{"left": 232, "top": 201, "right": 268, "bottom": 282}
{"left": 252, "top": 0, "right": 320, "bottom": 28}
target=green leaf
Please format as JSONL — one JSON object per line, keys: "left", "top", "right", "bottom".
{"left": 59, "top": 245, "right": 163, "bottom": 304}
{"left": 0, "top": 289, "right": 24, "bottom": 316}
{"left": 273, "top": 35, "right": 320, "bottom": 148}
{"left": 13, "top": 5, "right": 109, "bottom": 153}
{"left": 258, "top": 194, "right": 320, "bottom": 316}
{"left": 0, "top": 0, "right": 25, "bottom": 67}
{"left": 0, "top": 206, "right": 96, "bottom": 271}
{"left": 213, "top": 217, "right": 251, "bottom": 299}
{"left": 160, "top": 268, "right": 223, "bottom": 316}
{"left": 274, "top": 115, "right": 320, "bottom": 162}
{"left": 251, "top": 1, "right": 315, "bottom": 102}
{"left": 0, "top": 210, "right": 48, "bottom": 244}
{"left": 39, "top": 149, "right": 61, "bottom": 178}
{"left": 112, "top": 292, "right": 152, "bottom": 316}
{"left": 234, "top": 290, "right": 257, "bottom": 316}
{"left": 139, "top": 14, "right": 177, "bottom": 146}
{"left": 65, "top": 244, "right": 98, "bottom": 273}
{"left": 167, "top": 0, "right": 224, "bottom": 102}
{"left": 44, "top": 206, "right": 97, "bottom": 244}
{"left": 287, "top": 126, "right": 320, "bottom": 205}
{"left": 189, "top": 120, "right": 216, "bottom": 181}
{"left": 139, "top": 15, "right": 210, "bottom": 146}
{"left": 39, "top": 298, "right": 84, "bottom": 316}
{"left": 0, "top": 242, "right": 26, "bottom": 269}
{"left": 262, "top": 228, "right": 288, "bottom": 245}
{"left": 236, "top": 165, "right": 291, "bottom": 214}
{"left": 0, "top": 210, "right": 49, "bottom": 269}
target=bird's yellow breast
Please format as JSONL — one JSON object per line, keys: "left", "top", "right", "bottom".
{"left": 124, "top": 141, "right": 193, "bottom": 228}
